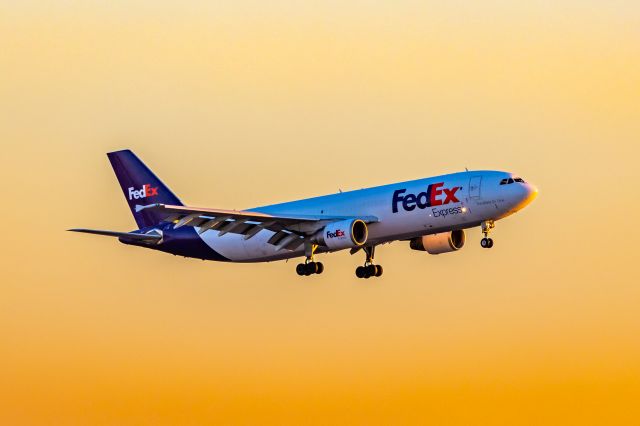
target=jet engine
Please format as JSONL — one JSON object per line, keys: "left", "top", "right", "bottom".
{"left": 409, "top": 230, "right": 465, "bottom": 254}
{"left": 312, "top": 219, "right": 368, "bottom": 250}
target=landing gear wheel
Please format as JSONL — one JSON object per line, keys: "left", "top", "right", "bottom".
{"left": 366, "top": 265, "right": 376, "bottom": 278}
{"left": 480, "top": 237, "right": 494, "bottom": 248}
{"left": 296, "top": 264, "right": 306, "bottom": 276}
{"left": 305, "top": 263, "right": 316, "bottom": 276}
{"left": 374, "top": 265, "right": 383, "bottom": 277}
{"left": 316, "top": 262, "right": 324, "bottom": 274}
{"left": 356, "top": 266, "right": 366, "bottom": 278}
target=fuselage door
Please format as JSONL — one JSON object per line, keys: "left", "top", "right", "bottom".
{"left": 469, "top": 176, "right": 482, "bottom": 199}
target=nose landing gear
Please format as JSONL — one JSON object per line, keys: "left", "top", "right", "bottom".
{"left": 355, "top": 246, "right": 383, "bottom": 279}
{"left": 296, "top": 243, "right": 324, "bottom": 276}
{"left": 480, "top": 238, "right": 493, "bottom": 248}
{"left": 480, "top": 220, "right": 495, "bottom": 248}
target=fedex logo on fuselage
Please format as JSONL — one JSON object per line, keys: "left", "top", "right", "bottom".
{"left": 392, "top": 182, "right": 461, "bottom": 213}
{"left": 128, "top": 184, "right": 158, "bottom": 200}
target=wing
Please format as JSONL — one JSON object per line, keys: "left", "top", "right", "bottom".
{"left": 135, "top": 203, "right": 378, "bottom": 251}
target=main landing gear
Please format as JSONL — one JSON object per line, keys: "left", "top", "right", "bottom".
{"left": 296, "top": 243, "right": 324, "bottom": 276}
{"left": 296, "top": 261, "right": 324, "bottom": 276}
{"left": 355, "top": 246, "right": 383, "bottom": 279}
{"left": 480, "top": 220, "right": 495, "bottom": 249}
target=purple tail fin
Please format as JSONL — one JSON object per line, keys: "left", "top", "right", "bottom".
{"left": 107, "top": 150, "right": 183, "bottom": 228}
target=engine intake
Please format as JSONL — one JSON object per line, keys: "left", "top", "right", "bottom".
{"left": 313, "top": 219, "right": 368, "bottom": 250}
{"left": 410, "top": 230, "right": 465, "bottom": 254}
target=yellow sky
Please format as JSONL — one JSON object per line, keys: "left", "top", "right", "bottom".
{"left": 1, "top": 1, "right": 639, "bottom": 424}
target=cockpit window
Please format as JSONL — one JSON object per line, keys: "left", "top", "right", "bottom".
{"left": 500, "top": 177, "right": 526, "bottom": 185}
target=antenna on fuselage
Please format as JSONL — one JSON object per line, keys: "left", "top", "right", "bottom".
{"left": 465, "top": 167, "right": 469, "bottom": 172}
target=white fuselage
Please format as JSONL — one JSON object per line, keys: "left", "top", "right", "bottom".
{"left": 196, "top": 170, "right": 537, "bottom": 262}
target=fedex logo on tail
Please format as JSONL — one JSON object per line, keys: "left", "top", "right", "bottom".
{"left": 128, "top": 184, "right": 158, "bottom": 200}
{"left": 392, "top": 182, "right": 461, "bottom": 213}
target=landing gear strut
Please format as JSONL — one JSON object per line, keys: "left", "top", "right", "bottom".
{"left": 355, "top": 246, "right": 383, "bottom": 279}
{"left": 296, "top": 243, "right": 324, "bottom": 276}
{"left": 480, "top": 220, "right": 495, "bottom": 249}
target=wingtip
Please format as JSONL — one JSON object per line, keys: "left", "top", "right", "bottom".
{"left": 68, "top": 228, "right": 93, "bottom": 233}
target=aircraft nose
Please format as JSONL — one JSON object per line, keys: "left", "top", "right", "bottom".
{"left": 521, "top": 182, "right": 538, "bottom": 206}
{"left": 527, "top": 182, "right": 538, "bottom": 199}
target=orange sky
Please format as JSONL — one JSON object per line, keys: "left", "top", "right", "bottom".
{"left": 1, "top": 1, "right": 639, "bottom": 424}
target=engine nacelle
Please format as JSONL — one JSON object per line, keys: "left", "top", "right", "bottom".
{"left": 312, "top": 219, "right": 368, "bottom": 250}
{"left": 410, "top": 230, "right": 465, "bottom": 254}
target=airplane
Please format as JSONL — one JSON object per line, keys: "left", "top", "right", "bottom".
{"left": 70, "top": 150, "right": 538, "bottom": 278}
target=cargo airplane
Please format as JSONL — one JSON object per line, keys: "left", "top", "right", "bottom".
{"left": 70, "top": 150, "right": 538, "bottom": 278}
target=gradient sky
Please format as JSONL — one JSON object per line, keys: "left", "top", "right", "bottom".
{"left": 1, "top": 1, "right": 639, "bottom": 424}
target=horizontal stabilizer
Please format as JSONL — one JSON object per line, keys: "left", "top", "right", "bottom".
{"left": 68, "top": 228, "right": 162, "bottom": 243}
